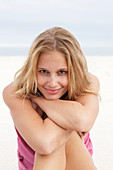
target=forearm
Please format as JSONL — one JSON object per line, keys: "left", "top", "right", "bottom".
{"left": 3, "top": 84, "right": 73, "bottom": 155}
{"left": 41, "top": 118, "right": 73, "bottom": 154}
{"left": 32, "top": 98, "right": 85, "bottom": 131}
{"left": 32, "top": 95, "right": 99, "bottom": 132}
{"left": 46, "top": 100, "right": 84, "bottom": 131}
{"left": 11, "top": 107, "right": 73, "bottom": 155}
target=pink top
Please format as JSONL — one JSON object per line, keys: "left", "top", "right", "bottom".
{"left": 16, "top": 130, "right": 93, "bottom": 170}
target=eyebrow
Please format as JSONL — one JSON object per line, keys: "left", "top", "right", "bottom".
{"left": 37, "top": 67, "right": 68, "bottom": 70}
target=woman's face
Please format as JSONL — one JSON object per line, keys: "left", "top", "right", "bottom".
{"left": 37, "top": 50, "right": 68, "bottom": 100}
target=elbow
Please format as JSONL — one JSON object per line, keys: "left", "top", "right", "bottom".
{"left": 35, "top": 137, "right": 56, "bottom": 156}
{"left": 79, "top": 122, "right": 92, "bottom": 133}
{"left": 77, "top": 116, "right": 93, "bottom": 132}
{"left": 40, "top": 141, "right": 55, "bottom": 155}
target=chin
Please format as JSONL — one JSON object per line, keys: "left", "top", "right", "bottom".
{"left": 45, "top": 96, "right": 59, "bottom": 100}
{"left": 44, "top": 94, "right": 61, "bottom": 100}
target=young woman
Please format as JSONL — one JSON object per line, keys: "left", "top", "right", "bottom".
{"left": 3, "top": 27, "right": 99, "bottom": 169}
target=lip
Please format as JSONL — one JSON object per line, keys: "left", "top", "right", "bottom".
{"left": 44, "top": 88, "right": 61, "bottom": 94}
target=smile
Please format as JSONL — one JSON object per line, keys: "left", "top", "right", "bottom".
{"left": 44, "top": 88, "right": 62, "bottom": 94}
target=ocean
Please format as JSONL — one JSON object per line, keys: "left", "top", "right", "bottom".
{"left": 0, "top": 46, "right": 113, "bottom": 56}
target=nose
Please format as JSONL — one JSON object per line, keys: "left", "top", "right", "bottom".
{"left": 47, "top": 75, "right": 58, "bottom": 88}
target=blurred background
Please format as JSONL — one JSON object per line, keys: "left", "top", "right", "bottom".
{"left": 0, "top": 0, "right": 113, "bottom": 169}
{"left": 0, "top": 0, "right": 113, "bottom": 56}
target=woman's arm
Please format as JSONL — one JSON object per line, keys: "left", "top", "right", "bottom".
{"left": 33, "top": 131, "right": 97, "bottom": 170}
{"left": 32, "top": 75, "right": 100, "bottom": 132}
{"left": 2, "top": 83, "right": 73, "bottom": 155}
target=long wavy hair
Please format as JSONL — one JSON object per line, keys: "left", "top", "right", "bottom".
{"left": 13, "top": 27, "right": 98, "bottom": 100}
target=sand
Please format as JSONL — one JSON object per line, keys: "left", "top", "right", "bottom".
{"left": 0, "top": 55, "right": 113, "bottom": 169}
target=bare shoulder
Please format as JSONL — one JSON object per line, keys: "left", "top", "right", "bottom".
{"left": 88, "top": 73, "right": 100, "bottom": 92}
{"left": 2, "top": 83, "right": 13, "bottom": 102}
{"left": 76, "top": 74, "right": 100, "bottom": 105}
{"left": 2, "top": 83, "right": 14, "bottom": 110}
{"left": 2, "top": 82, "right": 28, "bottom": 110}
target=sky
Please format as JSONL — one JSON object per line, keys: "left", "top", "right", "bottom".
{"left": 0, "top": 0, "right": 113, "bottom": 55}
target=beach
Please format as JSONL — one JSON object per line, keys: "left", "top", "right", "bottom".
{"left": 0, "top": 55, "right": 113, "bottom": 169}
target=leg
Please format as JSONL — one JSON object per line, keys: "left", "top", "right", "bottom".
{"left": 33, "top": 143, "right": 66, "bottom": 170}
{"left": 65, "top": 132, "right": 97, "bottom": 170}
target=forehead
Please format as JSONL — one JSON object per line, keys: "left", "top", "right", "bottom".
{"left": 37, "top": 50, "right": 67, "bottom": 68}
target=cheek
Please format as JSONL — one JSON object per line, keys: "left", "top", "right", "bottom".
{"left": 60, "top": 77, "right": 68, "bottom": 87}
{"left": 37, "top": 75, "right": 45, "bottom": 86}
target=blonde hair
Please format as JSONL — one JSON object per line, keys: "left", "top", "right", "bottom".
{"left": 13, "top": 27, "right": 98, "bottom": 100}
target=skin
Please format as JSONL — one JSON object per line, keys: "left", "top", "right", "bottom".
{"left": 32, "top": 51, "right": 99, "bottom": 170}
{"left": 33, "top": 51, "right": 99, "bottom": 132}
{"left": 32, "top": 79, "right": 99, "bottom": 132}
{"left": 33, "top": 132, "right": 97, "bottom": 170}
{"left": 33, "top": 143, "right": 66, "bottom": 170}
{"left": 36, "top": 51, "right": 68, "bottom": 100}
{"left": 3, "top": 50, "right": 99, "bottom": 169}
